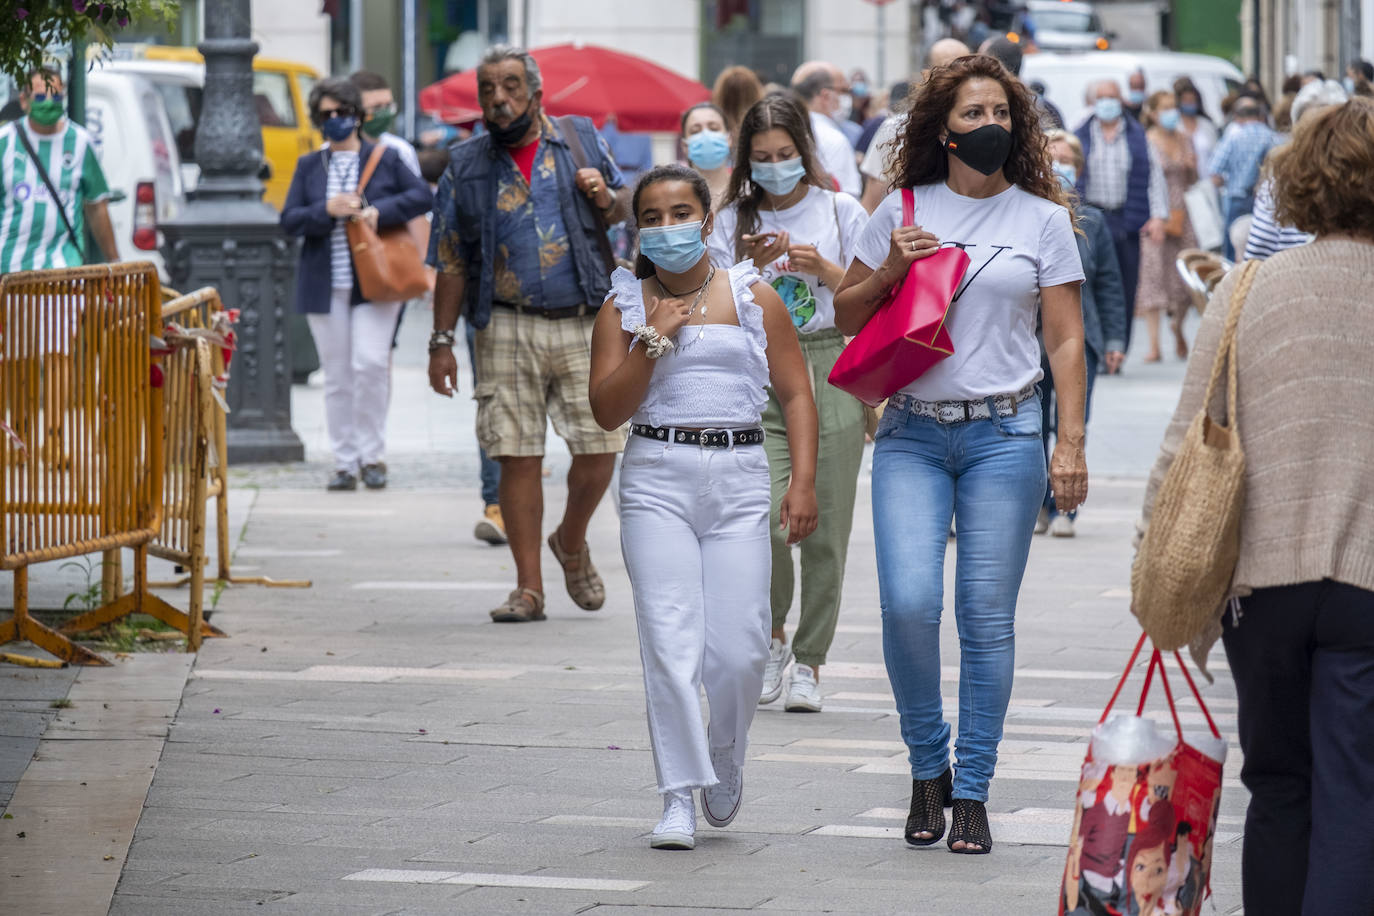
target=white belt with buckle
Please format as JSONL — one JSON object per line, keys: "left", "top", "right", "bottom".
{"left": 888, "top": 384, "right": 1036, "bottom": 424}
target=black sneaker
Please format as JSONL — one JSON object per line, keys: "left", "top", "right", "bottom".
{"left": 360, "top": 463, "right": 387, "bottom": 490}
{"left": 326, "top": 470, "right": 357, "bottom": 491}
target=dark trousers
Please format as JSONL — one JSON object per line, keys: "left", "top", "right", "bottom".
{"left": 464, "top": 318, "right": 501, "bottom": 507}
{"left": 1222, "top": 580, "right": 1374, "bottom": 916}
{"left": 1101, "top": 210, "right": 1142, "bottom": 352}
{"left": 1040, "top": 347, "right": 1096, "bottom": 518}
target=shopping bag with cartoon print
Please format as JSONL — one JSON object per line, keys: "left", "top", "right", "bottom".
{"left": 1061, "top": 633, "right": 1226, "bottom": 916}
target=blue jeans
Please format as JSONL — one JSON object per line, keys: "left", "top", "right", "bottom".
{"left": 1041, "top": 348, "right": 1097, "bottom": 519}
{"left": 872, "top": 395, "right": 1047, "bottom": 802}
{"left": 465, "top": 319, "right": 500, "bottom": 507}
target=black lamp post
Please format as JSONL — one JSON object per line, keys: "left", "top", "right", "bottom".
{"left": 160, "top": 0, "right": 304, "bottom": 463}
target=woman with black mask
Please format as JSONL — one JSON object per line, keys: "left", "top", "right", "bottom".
{"left": 834, "top": 54, "right": 1088, "bottom": 856}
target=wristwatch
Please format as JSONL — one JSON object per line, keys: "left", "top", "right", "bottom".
{"left": 428, "top": 329, "right": 456, "bottom": 352}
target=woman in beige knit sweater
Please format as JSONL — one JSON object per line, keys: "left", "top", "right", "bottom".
{"left": 1139, "top": 97, "right": 1374, "bottom": 916}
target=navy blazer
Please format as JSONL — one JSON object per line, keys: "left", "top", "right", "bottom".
{"left": 280, "top": 142, "right": 433, "bottom": 314}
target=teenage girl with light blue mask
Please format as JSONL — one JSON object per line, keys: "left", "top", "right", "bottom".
{"left": 680, "top": 102, "right": 733, "bottom": 208}
{"left": 708, "top": 93, "right": 870, "bottom": 715}
{"left": 589, "top": 164, "right": 819, "bottom": 851}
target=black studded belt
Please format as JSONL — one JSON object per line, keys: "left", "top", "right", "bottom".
{"left": 630, "top": 424, "right": 765, "bottom": 448}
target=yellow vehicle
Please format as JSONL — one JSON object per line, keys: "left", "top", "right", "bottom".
{"left": 111, "top": 45, "right": 322, "bottom": 209}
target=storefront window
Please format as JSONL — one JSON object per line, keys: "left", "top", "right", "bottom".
{"left": 702, "top": 0, "right": 805, "bottom": 87}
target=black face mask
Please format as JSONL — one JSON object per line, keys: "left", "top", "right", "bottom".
{"left": 485, "top": 102, "right": 536, "bottom": 147}
{"left": 943, "top": 124, "right": 1014, "bottom": 176}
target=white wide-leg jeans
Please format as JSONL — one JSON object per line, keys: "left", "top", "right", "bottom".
{"left": 619, "top": 433, "right": 773, "bottom": 793}
{"left": 306, "top": 289, "right": 402, "bottom": 474}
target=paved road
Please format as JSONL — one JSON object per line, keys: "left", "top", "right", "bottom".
{"left": 98, "top": 310, "right": 1250, "bottom": 914}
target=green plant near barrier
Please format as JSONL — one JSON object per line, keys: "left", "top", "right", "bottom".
{"left": 0, "top": 1, "right": 180, "bottom": 84}
{"left": 59, "top": 555, "right": 104, "bottom": 613}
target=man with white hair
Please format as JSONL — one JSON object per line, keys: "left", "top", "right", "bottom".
{"left": 1075, "top": 79, "right": 1169, "bottom": 356}
{"left": 791, "top": 61, "right": 863, "bottom": 197}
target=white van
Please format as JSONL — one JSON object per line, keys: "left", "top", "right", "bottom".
{"left": 85, "top": 70, "right": 186, "bottom": 280}
{"left": 1023, "top": 51, "right": 1245, "bottom": 129}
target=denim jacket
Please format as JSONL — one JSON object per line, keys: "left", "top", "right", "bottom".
{"left": 427, "top": 116, "right": 624, "bottom": 329}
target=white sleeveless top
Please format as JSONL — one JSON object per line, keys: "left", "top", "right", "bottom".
{"left": 608, "top": 261, "right": 771, "bottom": 428}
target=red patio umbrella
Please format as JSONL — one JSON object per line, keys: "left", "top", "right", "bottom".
{"left": 418, "top": 43, "right": 711, "bottom": 132}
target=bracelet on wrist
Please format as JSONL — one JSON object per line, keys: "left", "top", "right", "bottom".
{"left": 428, "top": 329, "right": 456, "bottom": 352}
{"left": 633, "top": 324, "right": 674, "bottom": 359}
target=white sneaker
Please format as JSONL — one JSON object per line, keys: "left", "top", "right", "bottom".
{"left": 1050, "top": 514, "right": 1076, "bottom": 538}
{"left": 784, "top": 663, "right": 823, "bottom": 712}
{"left": 649, "top": 790, "right": 696, "bottom": 850}
{"left": 701, "top": 745, "right": 743, "bottom": 827}
{"left": 759, "top": 638, "right": 792, "bottom": 705}
{"left": 1034, "top": 506, "right": 1050, "bottom": 535}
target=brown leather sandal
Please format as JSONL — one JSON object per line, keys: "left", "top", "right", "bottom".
{"left": 490, "top": 588, "right": 546, "bottom": 623}
{"left": 548, "top": 529, "right": 605, "bottom": 611}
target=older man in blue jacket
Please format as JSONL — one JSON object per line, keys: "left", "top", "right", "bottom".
{"left": 426, "top": 45, "right": 629, "bottom": 625}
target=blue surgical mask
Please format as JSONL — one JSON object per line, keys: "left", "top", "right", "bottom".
{"left": 638, "top": 220, "right": 707, "bottom": 274}
{"left": 1052, "top": 161, "right": 1078, "bottom": 187}
{"left": 1127, "top": 89, "right": 1147, "bottom": 106}
{"left": 1158, "top": 108, "right": 1182, "bottom": 131}
{"left": 687, "top": 130, "right": 731, "bottom": 171}
{"left": 1179, "top": 102, "right": 1200, "bottom": 117}
{"left": 1095, "top": 97, "right": 1123, "bottom": 123}
{"left": 322, "top": 115, "right": 358, "bottom": 142}
{"left": 750, "top": 157, "right": 806, "bottom": 196}
{"left": 1343, "top": 76, "right": 1357, "bottom": 93}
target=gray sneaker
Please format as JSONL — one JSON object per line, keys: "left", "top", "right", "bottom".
{"left": 1034, "top": 506, "right": 1050, "bottom": 535}
{"left": 785, "top": 663, "right": 823, "bottom": 713}
{"left": 649, "top": 790, "right": 696, "bottom": 850}
{"left": 759, "top": 638, "right": 792, "bottom": 705}
{"left": 1050, "top": 513, "right": 1076, "bottom": 538}
{"left": 701, "top": 745, "right": 743, "bottom": 828}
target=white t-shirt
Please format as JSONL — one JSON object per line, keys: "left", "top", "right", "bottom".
{"left": 810, "top": 111, "right": 862, "bottom": 198}
{"left": 860, "top": 114, "right": 904, "bottom": 184}
{"left": 852, "top": 182, "right": 1084, "bottom": 401}
{"left": 708, "top": 186, "right": 868, "bottom": 334}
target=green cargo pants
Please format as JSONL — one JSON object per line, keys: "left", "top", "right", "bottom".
{"left": 762, "top": 329, "right": 866, "bottom": 668}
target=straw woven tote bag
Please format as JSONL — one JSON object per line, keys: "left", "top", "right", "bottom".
{"left": 1131, "top": 260, "right": 1261, "bottom": 650}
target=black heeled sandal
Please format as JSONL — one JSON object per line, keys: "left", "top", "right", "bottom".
{"left": 903, "top": 767, "right": 953, "bottom": 847}
{"left": 947, "top": 798, "right": 993, "bottom": 854}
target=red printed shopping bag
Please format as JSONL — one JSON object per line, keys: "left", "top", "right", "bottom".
{"left": 1061, "top": 633, "right": 1225, "bottom": 916}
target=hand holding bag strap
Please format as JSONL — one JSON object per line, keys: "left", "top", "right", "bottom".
{"left": 554, "top": 114, "right": 619, "bottom": 273}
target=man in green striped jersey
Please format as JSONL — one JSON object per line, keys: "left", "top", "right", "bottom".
{"left": 0, "top": 67, "right": 118, "bottom": 274}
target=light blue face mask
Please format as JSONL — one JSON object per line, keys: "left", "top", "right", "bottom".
{"left": 687, "top": 130, "right": 731, "bottom": 171}
{"left": 750, "top": 157, "right": 806, "bottom": 196}
{"left": 1157, "top": 108, "right": 1182, "bottom": 131}
{"left": 1052, "top": 161, "right": 1078, "bottom": 187}
{"left": 1095, "top": 97, "right": 1123, "bottom": 123}
{"left": 638, "top": 220, "right": 707, "bottom": 274}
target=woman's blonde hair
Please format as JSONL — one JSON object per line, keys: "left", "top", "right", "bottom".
{"left": 1044, "top": 128, "right": 1084, "bottom": 172}
{"left": 1268, "top": 97, "right": 1374, "bottom": 239}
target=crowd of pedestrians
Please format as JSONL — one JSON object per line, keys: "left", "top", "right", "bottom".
{"left": 5, "top": 24, "right": 1372, "bottom": 914}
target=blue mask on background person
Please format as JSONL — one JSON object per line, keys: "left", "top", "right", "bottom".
{"left": 1179, "top": 101, "right": 1200, "bottom": 117}
{"left": 687, "top": 130, "right": 731, "bottom": 171}
{"left": 322, "top": 115, "right": 358, "bottom": 143}
{"left": 638, "top": 220, "right": 707, "bottom": 273}
{"left": 1095, "top": 97, "right": 1123, "bottom": 123}
{"left": 1052, "top": 161, "right": 1078, "bottom": 187}
{"left": 1158, "top": 109, "right": 1182, "bottom": 131}
{"left": 750, "top": 157, "right": 806, "bottom": 196}
{"left": 1127, "top": 89, "right": 1146, "bottom": 106}
{"left": 1344, "top": 76, "right": 1357, "bottom": 93}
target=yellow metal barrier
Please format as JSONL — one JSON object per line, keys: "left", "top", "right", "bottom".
{"left": 153, "top": 288, "right": 310, "bottom": 605}
{"left": 1, "top": 264, "right": 222, "bottom": 664}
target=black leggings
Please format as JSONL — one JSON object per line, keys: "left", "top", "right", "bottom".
{"left": 1222, "top": 579, "right": 1374, "bottom": 916}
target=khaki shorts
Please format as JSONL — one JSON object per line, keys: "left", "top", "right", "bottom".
{"left": 473, "top": 307, "right": 626, "bottom": 458}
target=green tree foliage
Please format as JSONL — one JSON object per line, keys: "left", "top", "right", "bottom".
{"left": 0, "top": 1, "right": 179, "bottom": 84}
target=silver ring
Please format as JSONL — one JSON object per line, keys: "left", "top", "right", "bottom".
{"left": 909, "top": 241, "right": 917, "bottom": 252}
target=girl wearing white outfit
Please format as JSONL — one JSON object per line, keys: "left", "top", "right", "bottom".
{"left": 590, "top": 165, "right": 819, "bottom": 850}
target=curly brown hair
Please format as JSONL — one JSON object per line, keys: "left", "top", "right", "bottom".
{"left": 889, "top": 54, "right": 1067, "bottom": 207}
{"left": 1268, "top": 97, "right": 1374, "bottom": 240}
{"left": 721, "top": 94, "right": 833, "bottom": 262}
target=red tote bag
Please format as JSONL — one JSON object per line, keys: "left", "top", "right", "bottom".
{"left": 827, "top": 188, "right": 970, "bottom": 407}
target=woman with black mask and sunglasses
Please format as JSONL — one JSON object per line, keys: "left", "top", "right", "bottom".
{"left": 281, "top": 77, "right": 432, "bottom": 492}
